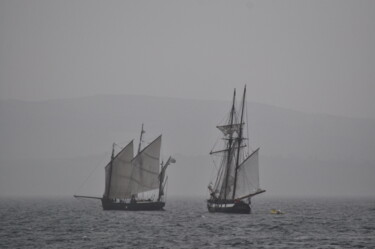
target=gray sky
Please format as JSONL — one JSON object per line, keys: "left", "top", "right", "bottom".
{"left": 1, "top": 0, "right": 374, "bottom": 119}
{"left": 1, "top": 1, "right": 375, "bottom": 198}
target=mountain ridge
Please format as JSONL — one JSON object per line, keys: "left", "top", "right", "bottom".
{"left": 2, "top": 93, "right": 374, "bottom": 122}
{"left": 1, "top": 94, "right": 374, "bottom": 197}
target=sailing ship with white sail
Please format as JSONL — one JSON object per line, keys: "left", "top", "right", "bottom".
{"left": 207, "top": 86, "right": 265, "bottom": 214}
{"left": 75, "top": 124, "right": 175, "bottom": 211}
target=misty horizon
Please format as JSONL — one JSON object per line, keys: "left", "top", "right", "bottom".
{"left": 3, "top": 92, "right": 375, "bottom": 122}
{"left": 1, "top": 95, "right": 374, "bottom": 199}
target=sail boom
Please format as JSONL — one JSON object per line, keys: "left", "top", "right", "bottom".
{"left": 74, "top": 195, "right": 102, "bottom": 200}
{"left": 210, "top": 145, "right": 246, "bottom": 155}
{"left": 216, "top": 123, "right": 244, "bottom": 129}
{"left": 234, "top": 189, "right": 266, "bottom": 201}
{"left": 222, "top": 137, "right": 247, "bottom": 141}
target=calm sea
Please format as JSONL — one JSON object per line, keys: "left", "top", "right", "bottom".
{"left": 0, "top": 197, "right": 374, "bottom": 248}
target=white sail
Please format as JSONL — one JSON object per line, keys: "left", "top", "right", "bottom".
{"left": 104, "top": 140, "right": 134, "bottom": 199}
{"left": 130, "top": 135, "right": 162, "bottom": 195}
{"left": 234, "top": 148, "right": 260, "bottom": 199}
{"left": 216, "top": 123, "right": 244, "bottom": 136}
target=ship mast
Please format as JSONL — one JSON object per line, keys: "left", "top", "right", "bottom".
{"left": 138, "top": 123, "right": 145, "bottom": 154}
{"left": 105, "top": 142, "right": 116, "bottom": 198}
{"left": 223, "top": 89, "right": 236, "bottom": 201}
{"left": 232, "top": 85, "right": 246, "bottom": 199}
{"left": 133, "top": 123, "right": 145, "bottom": 199}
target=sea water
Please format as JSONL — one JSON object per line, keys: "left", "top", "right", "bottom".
{"left": 0, "top": 197, "right": 374, "bottom": 248}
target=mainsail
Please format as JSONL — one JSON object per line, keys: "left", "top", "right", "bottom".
{"left": 104, "top": 135, "right": 163, "bottom": 199}
{"left": 130, "top": 135, "right": 162, "bottom": 195}
{"left": 104, "top": 140, "right": 134, "bottom": 199}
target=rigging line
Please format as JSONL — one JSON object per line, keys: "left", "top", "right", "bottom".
{"left": 245, "top": 99, "right": 252, "bottom": 153}
{"left": 165, "top": 178, "right": 168, "bottom": 203}
{"left": 210, "top": 136, "right": 220, "bottom": 153}
{"left": 219, "top": 105, "right": 230, "bottom": 125}
{"left": 74, "top": 151, "right": 109, "bottom": 196}
{"left": 210, "top": 155, "right": 221, "bottom": 182}
{"left": 212, "top": 154, "right": 225, "bottom": 192}
{"left": 114, "top": 142, "right": 126, "bottom": 151}
{"left": 160, "top": 144, "right": 164, "bottom": 163}
{"left": 217, "top": 100, "right": 235, "bottom": 129}
{"left": 113, "top": 143, "right": 124, "bottom": 156}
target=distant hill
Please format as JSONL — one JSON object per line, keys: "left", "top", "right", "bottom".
{"left": 0, "top": 95, "right": 374, "bottom": 197}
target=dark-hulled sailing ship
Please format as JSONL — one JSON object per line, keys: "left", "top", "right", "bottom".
{"left": 74, "top": 124, "right": 175, "bottom": 211}
{"left": 207, "top": 86, "right": 265, "bottom": 214}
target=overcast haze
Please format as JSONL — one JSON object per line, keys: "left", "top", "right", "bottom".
{"left": 0, "top": 1, "right": 374, "bottom": 198}
{"left": 1, "top": 0, "right": 374, "bottom": 118}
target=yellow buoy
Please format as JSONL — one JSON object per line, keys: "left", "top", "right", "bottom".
{"left": 271, "top": 209, "right": 284, "bottom": 214}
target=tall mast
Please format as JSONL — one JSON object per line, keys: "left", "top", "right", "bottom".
{"left": 138, "top": 123, "right": 145, "bottom": 154}
{"left": 232, "top": 85, "right": 246, "bottom": 199}
{"left": 223, "top": 89, "right": 236, "bottom": 201}
{"left": 105, "top": 142, "right": 116, "bottom": 198}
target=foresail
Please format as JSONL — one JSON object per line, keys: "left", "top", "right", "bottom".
{"left": 130, "top": 135, "right": 162, "bottom": 195}
{"left": 234, "top": 148, "right": 260, "bottom": 199}
{"left": 104, "top": 140, "right": 134, "bottom": 199}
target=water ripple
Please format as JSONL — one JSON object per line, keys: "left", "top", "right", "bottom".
{"left": 0, "top": 197, "right": 374, "bottom": 248}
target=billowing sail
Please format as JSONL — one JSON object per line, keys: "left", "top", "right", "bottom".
{"left": 234, "top": 148, "right": 260, "bottom": 199}
{"left": 130, "top": 135, "right": 162, "bottom": 195}
{"left": 104, "top": 140, "right": 134, "bottom": 199}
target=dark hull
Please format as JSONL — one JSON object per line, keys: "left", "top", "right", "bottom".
{"left": 207, "top": 201, "right": 251, "bottom": 214}
{"left": 101, "top": 199, "right": 165, "bottom": 211}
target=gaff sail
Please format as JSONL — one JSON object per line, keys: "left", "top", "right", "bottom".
{"left": 104, "top": 140, "right": 134, "bottom": 199}
{"left": 129, "top": 135, "right": 162, "bottom": 195}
